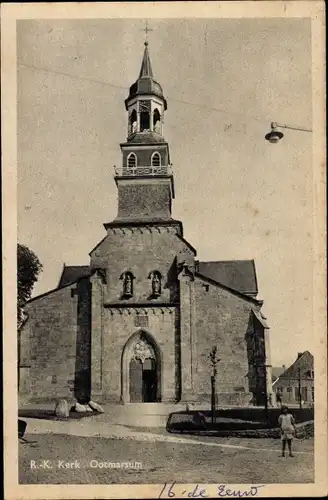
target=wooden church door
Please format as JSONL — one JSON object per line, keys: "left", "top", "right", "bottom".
{"left": 142, "top": 358, "right": 157, "bottom": 402}
{"left": 129, "top": 358, "right": 143, "bottom": 402}
{"left": 128, "top": 337, "right": 158, "bottom": 402}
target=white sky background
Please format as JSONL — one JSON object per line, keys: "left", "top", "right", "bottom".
{"left": 17, "top": 18, "right": 312, "bottom": 367}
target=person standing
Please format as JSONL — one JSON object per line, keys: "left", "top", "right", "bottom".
{"left": 276, "top": 391, "right": 282, "bottom": 407}
{"left": 278, "top": 405, "right": 296, "bottom": 457}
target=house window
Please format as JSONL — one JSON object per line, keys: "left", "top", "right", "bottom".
{"left": 127, "top": 153, "right": 137, "bottom": 169}
{"left": 286, "top": 387, "right": 292, "bottom": 393}
{"left": 120, "top": 271, "right": 135, "bottom": 298}
{"left": 311, "top": 387, "right": 315, "bottom": 401}
{"left": 51, "top": 375, "right": 57, "bottom": 384}
{"left": 301, "top": 386, "right": 308, "bottom": 401}
{"left": 151, "top": 152, "right": 161, "bottom": 167}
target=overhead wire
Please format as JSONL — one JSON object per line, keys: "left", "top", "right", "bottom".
{"left": 18, "top": 61, "right": 273, "bottom": 127}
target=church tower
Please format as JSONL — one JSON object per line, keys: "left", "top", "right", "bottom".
{"left": 114, "top": 41, "right": 175, "bottom": 222}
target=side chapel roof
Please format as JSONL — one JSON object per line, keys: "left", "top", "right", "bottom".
{"left": 197, "top": 259, "right": 258, "bottom": 296}
{"left": 58, "top": 265, "right": 91, "bottom": 288}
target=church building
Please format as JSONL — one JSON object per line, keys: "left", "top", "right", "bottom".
{"left": 19, "top": 42, "right": 272, "bottom": 407}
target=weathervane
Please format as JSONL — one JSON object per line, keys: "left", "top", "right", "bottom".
{"left": 142, "top": 20, "right": 153, "bottom": 45}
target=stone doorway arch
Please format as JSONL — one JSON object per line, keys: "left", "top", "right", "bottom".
{"left": 121, "top": 330, "right": 161, "bottom": 403}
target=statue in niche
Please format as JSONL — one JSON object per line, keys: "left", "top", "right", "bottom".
{"left": 132, "top": 120, "right": 137, "bottom": 134}
{"left": 123, "top": 273, "right": 133, "bottom": 297}
{"left": 154, "top": 119, "right": 161, "bottom": 134}
{"left": 151, "top": 272, "right": 161, "bottom": 296}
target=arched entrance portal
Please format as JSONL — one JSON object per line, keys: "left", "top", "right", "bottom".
{"left": 122, "top": 330, "right": 161, "bottom": 403}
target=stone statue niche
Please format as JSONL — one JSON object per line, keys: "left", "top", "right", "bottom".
{"left": 121, "top": 271, "right": 134, "bottom": 298}
{"left": 149, "top": 271, "right": 162, "bottom": 297}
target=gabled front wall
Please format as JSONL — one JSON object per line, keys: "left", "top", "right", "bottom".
{"left": 193, "top": 276, "right": 262, "bottom": 405}
{"left": 90, "top": 226, "right": 194, "bottom": 304}
{"left": 89, "top": 225, "right": 194, "bottom": 402}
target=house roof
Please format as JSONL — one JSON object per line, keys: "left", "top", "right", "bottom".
{"left": 197, "top": 260, "right": 258, "bottom": 296}
{"left": 274, "top": 351, "right": 314, "bottom": 382}
{"left": 58, "top": 265, "right": 91, "bottom": 289}
{"left": 272, "top": 366, "right": 286, "bottom": 380}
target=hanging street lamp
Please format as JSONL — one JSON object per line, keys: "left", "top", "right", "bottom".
{"left": 265, "top": 122, "right": 312, "bottom": 144}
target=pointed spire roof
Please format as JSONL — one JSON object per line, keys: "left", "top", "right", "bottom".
{"left": 125, "top": 42, "right": 167, "bottom": 110}
{"left": 139, "top": 42, "right": 153, "bottom": 78}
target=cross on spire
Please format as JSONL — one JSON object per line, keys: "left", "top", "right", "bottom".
{"left": 142, "top": 20, "right": 153, "bottom": 45}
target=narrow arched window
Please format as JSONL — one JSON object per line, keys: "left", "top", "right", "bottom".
{"left": 140, "top": 112, "right": 150, "bottom": 131}
{"left": 151, "top": 152, "right": 161, "bottom": 167}
{"left": 148, "top": 270, "right": 162, "bottom": 297}
{"left": 127, "top": 153, "right": 137, "bottom": 169}
{"left": 120, "top": 271, "right": 135, "bottom": 297}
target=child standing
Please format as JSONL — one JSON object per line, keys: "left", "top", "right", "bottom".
{"left": 278, "top": 405, "right": 296, "bottom": 457}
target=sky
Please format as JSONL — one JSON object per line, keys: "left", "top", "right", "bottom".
{"left": 17, "top": 18, "right": 313, "bottom": 367}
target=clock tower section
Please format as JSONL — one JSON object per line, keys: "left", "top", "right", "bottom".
{"left": 114, "top": 42, "right": 175, "bottom": 222}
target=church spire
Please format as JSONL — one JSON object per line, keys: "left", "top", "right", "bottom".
{"left": 113, "top": 38, "right": 174, "bottom": 223}
{"left": 139, "top": 42, "right": 153, "bottom": 78}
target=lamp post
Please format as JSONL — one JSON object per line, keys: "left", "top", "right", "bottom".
{"left": 265, "top": 122, "right": 312, "bottom": 144}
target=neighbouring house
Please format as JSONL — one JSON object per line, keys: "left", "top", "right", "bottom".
{"left": 272, "top": 351, "right": 314, "bottom": 406}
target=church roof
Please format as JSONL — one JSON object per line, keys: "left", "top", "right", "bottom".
{"left": 139, "top": 42, "right": 153, "bottom": 78}
{"left": 123, "top": 131, "right": 166, "bottom": 144}
{"left": 197, "top": 260, "right": 258, "bottom": 296}
{"left": 125, "top": 43, "right": 167, "bottom": 109}
{"left": 58, "top": 265, "right": 90, "bottom": 288}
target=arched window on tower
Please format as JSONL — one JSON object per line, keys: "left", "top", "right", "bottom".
{"left": 151, "top": 152, "right": 161, "bottom": 168}
{"left": 120, "top": 271, "right": 135, "bottom": 298}
{"left": 130, "top": 109, "right": 137, "bottom": 135}
{"left": 127, "top": 152, "right": 137, "bottom": 169}
{"left": 140, "top": 111, "right": 150, "bottom": 131}
{"left": 148, "top": 270, "right": 162, "bottom": 297}
{"left": 153, "top": 109, "right": 161, "bottom": 134}
{"left": 139, "top": 101, "right": 151, "bottom": 132}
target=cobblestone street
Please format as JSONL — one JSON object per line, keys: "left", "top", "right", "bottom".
{"left": 19, "top": 426, "right": 314, "bottom": 484}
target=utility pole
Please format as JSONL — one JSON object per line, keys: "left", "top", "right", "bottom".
{"left": 209, "top": 346, "right": 220, "bottom": 425}
{"left": 298, "top": 367, "right": 302, "bottom": 410}
{"left": 263, "top": 362, "right": 269, "bottom": 421}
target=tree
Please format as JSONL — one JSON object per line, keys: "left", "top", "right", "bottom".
{"left": 209, "top": 346, "right": 220, "bottom": 425}
{"left": 17, "top": 243, "right": 42, "bottom": 328}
